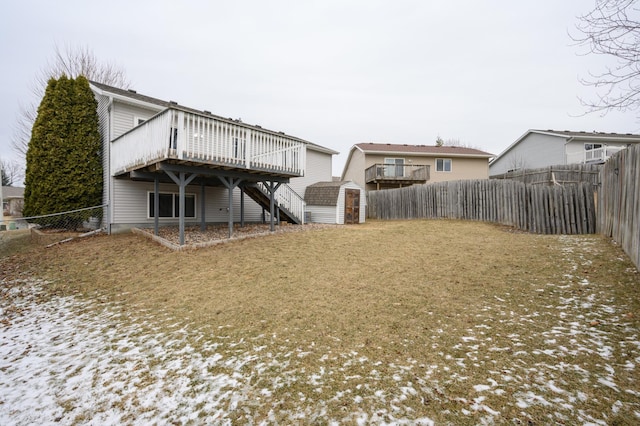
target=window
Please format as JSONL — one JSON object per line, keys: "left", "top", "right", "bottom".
{"left": 585, "top": 143, "right": 603, "bottom": 151}
{"left": 384, "top": 158, "right": 404, "bottom": 177}
{"left": 134, "top": 116, "right": 147, "bottom": 126}
{"left": 436, "top": 158, "right": 452, "bottom": 172}
{"left": 148, "top": 192, "right": 196, "bottom": 218}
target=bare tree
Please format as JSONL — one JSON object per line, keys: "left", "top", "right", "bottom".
{"left": 11, "top": 44, "right": 131, "bottom": 158}
{"left": 0, "top": 158, "right": 23, "bottom": 186}
{"left": 572, "top": 0, "right": 640, "bottom": 115}
{"left": 507, "top": 155, "right": 527, "bottom": 173}
{"left": 442, "top": 137, "right": 484, "bottom": 150}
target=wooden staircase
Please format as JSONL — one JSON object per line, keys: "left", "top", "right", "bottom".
{"left": 242, "top": 183, "right": 305, "bottom": 224}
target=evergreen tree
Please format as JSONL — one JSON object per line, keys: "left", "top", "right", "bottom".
{"left": 23, "top": 75, "right": 102, "bottom": 224}
{"left": 1, "top": 166, "right": 10, "bottom": 186}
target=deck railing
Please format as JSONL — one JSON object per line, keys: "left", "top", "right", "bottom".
{"left": 566, "top": 145, "right": 626, "bottom": 164}
{"left": 111, "top": 108, "right": 306, "bottom": 177}
{"left": 256, "top": 182, "right": 306, "bottom": 224}
{"left": 365, "top": 163, "right": 430, "bottom": 183}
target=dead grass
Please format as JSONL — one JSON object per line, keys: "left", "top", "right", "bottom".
{"left": 2, "top": 219, "right": 640, "bottom": 424}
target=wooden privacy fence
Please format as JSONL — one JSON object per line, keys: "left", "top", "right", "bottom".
{"left": 490, "top": 163, "right": 602, "bottom": 186}
{"left": 367, "top": 179, "right": 597, "bottom": 234}
{"left": 598, "top": 144, "right": 640, "bottom": 270}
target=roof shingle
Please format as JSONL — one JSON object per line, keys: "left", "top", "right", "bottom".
{"left": 355, "top": 143, "right": 493, "bottom": 157}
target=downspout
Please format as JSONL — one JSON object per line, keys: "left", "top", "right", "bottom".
{"left": 106, "top": 96, "right": 113, "bottom": 234}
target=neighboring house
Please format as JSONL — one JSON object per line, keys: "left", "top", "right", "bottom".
{"left": 489, "top": 130, "right": 640, "bottom": 176}
{"left": 89, "top": 81, "right": 337, "bottom": 242}
{"left": 2, "top": 186, "right": 24, "bottom": 217}
{"left": 304, "top": 181, "right": 366, "bottom": 224}
{"left": 341, "top": 143, "right": 494, "bottom": 191}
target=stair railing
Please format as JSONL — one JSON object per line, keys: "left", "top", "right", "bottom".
{"left": 256, "top": 182, "right": 306, "bottom": 224}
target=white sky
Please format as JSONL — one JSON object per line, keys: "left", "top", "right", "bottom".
{"left": 0, "top": 0, "right": 636, "bottom": 178}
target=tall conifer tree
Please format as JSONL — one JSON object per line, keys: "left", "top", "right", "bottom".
{"left": 23, "top": 75, "right": 102, "bottom": 222}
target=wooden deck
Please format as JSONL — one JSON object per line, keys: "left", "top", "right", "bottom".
{"left": 110, "top": 108, "right": 307, "bottom": 179}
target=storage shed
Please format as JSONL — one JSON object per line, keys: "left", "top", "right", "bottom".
{"left": 304, "top": 181, "right": 366, "bottom": 224}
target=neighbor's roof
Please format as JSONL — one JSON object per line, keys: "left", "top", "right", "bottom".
{"left": 1, "top": 186, "right": 24, "bottom": 199}
{"left": 491, "top": 129, "right": 640, "bottom": 164}
{"left": 89, "top": 81, "right": 338, "bottom": 155}
{"left": 304, "top": 181, "right": 349, "bottom": 206}
{"left": 531, "top": 129, "right": 640, "bottom": 140}
{"left": 340, "top": 143, "right": 494, "bottom": 180}
{"left": 354, "top": 143, "right": 494, "bottom": 157}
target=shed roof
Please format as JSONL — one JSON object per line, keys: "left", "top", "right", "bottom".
{"left": 304, "top": 181, "right": 348, "bottom": 206}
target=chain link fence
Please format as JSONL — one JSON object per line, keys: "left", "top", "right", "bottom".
{"left": 0, "top": 205, "right": 106, "bottom": 233}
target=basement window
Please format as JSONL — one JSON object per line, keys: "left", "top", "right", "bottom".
{"left": 148, "top": 192, "right": 196, "bottom": 218}
{"left": 436, "top": 158, "right": 452, "bottom": 172}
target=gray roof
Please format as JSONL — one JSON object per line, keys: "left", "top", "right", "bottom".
{"left": 355, "top": 142, "right": 494, "bottom": 157}
{"left": 304, "top": 181, "right": 347, "bottom": 206}
{"left": 1, "top": 186, "right": 24, "bottom": 199}
{"left": 490, "top": 129, "right": 640, "bottom": 165}
{"left": 89, "top": 81, "right": 338, "bottom": 155}
{"left": 533, "top": 129, "right": 640, "bottom": 140}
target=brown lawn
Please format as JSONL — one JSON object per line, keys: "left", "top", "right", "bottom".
{"left": 1, "top": 219, "right": 639, "bottom": 424}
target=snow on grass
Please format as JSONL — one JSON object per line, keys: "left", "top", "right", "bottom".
{"left": 1, "top": 234, "right": 640, "bottom": 424}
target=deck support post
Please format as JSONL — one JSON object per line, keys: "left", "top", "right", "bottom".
{"left": 166, "top": 170, "right": 198, "bottom": 246}
{"left": 200, "top": 182, "right": 206, "bottom": 232}
{"left": 218, "top": 176, "right": 243, "bottom": 238}
{"left": 154, "top": 177, "right": 160, "bottom": 236}
{"left": 264, "top": 181, "right": 281, "bottom": 232}
{"left": 240, "top": 187, "right": 245, "bottom": 228}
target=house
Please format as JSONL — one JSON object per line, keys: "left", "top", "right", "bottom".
{"left": 340, "top": 143, "right": 494, "bottom": 191}
{"left": 489, "top": 130, "right": 640, "bottom": 176}
{"left": 89, "top": 81, "right": 338, "bottom": 243}
{"left": 2, "top": 186, "right": 24, "bottom": 217}
{"left": 304, "top": 181, "right": 366, "bottom": 224}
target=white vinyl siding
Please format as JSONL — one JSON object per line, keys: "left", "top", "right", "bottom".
{"left": 112, "top": 102, "right": 163, "bottom": 139}
{"left": 111, "top": 180, "right": 268, "bottom": 226}
{"left": 305, "top": 206, "right": 336, "bottom": 224}
{"left": 490, "top": 133, "right": 566, "bottom": 176}
{"left": 289, "top": 148, "right": 333, "bottom": 195}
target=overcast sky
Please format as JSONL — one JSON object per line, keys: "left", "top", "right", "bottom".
{"left": 0, "top": 0, "right": 636, "bottom": 178}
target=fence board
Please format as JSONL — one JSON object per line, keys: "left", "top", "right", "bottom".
{"left": 599, "top": 145, "right": 640, "bottom": 270}
{"left": 367, "top": 179, "right": 596, "bottom": 236}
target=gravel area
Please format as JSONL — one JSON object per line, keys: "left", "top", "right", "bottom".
{"left": 151, "top": 223, "right": 337, "bottom": 247}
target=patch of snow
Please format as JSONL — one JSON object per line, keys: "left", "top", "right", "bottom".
{"left": 473, "top": 384, "right": 491, "bottom": 392}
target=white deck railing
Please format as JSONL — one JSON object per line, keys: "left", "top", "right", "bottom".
{"left": 566, "top": 145, "right": 626, "bottom": 165}
{"left": 111, "top": 109, "right": 306, "bottom": 177}
{"left": 257, "top": 182, "right": 306, "bottom": 224}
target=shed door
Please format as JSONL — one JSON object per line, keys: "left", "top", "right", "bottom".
{"left": 344, "top": 189, "right": 360, "bottom": 224}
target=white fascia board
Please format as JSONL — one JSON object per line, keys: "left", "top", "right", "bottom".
{"left": 307, "top": 143, "right": 339, "bottom": 155}
{"left": 566, "top": 135, "right": 640, "bottom": 144}
{"left": 90, "top": 83, "right": 165, "bottom": 112}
